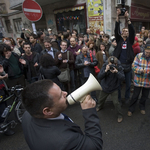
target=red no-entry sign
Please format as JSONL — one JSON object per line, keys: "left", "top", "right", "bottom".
{"left": 22, "top": 0, "right": 43, "bottom": 22}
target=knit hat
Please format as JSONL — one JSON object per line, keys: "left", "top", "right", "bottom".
{"left": 135, "top": 36, "right": 138, "bottom": 42}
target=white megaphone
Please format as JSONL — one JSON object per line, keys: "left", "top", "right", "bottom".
{"left": 67, "top": 73, "right": 102, "bottom": 105}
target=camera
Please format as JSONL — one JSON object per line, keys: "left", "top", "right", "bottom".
{"left": 109, "top": 64, "right": 116, "bottom": 70}
{"left": 119, "top": 0, "right": 127, "bottom": 16}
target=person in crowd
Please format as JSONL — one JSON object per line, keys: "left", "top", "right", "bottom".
{"left": 109, "top": 38, "right": 117, "bottom": 56}
{"left": 57, "top": 31, "right": 63, "bottom": 47}
{"left": 63, "top": 32, "right": 70, "bottom": 48}
{"left": 50, "top": 34, "right": 60, "bottom": 50}
{"left": 138, "top": 38, "right": 144, "bottom": 52}
{"left": 86, "top": 28, "right": 91, "bottom": 38}
{"left": 3, "top": 38, "right": 21, "bottom": 56}
{"left": 72, "top": 29, "right": 78, "bottom": 37}
{"left": 18, "top": 38, "right": 25, "bottom": 55}
{"left": 83, "top": 34, "right": 88, "bottom": 45}
{"left": 113, "top": 9, "right": 135, "bottom": 104}
{"left": 75, "top": 45, "right": 98, "bottom": 101}
{"left": 96, "top": 42, "right": 109, "bottom": 70}
{"left": 29, "top": 33, "right": 43, "bottom": 54}
{"left": 145, "top": 30, "right": 150, "bottom": 43}
{"left": 96, "top": 56, "right": 125, "bottom": 123}
{"left": 135, "top": 33, "right": 140, "bottom": 38}
{"left": 95, "top": 31, "right": 104, "bottom": 49}
{"left": 103, "top": 34, "right": 111, "bottom": 52}
{"left": 87, "top": 41, "right": 96, "bottom": 56}
{"left": 55, "top": 40, "right": 74, "bottom": 93}
{"left": 20, "top": 29, "right": 31, "bottom": 43}
{"left": 66, "top": 29, "right": 71, "bottom": 34}
{"left": 21, "top": 79, "right": 103, "bottom": 150}
{"left": 19, "top": 43, "right": 40, "bottom": 84}
{"left": 40, "top": 39, "right": 59, "bottom": 59}
{"left": 140, "top": 26, "right": 145, "bottom": 40}
{"left": 78, "top": 34, "right": 84, "bottom": 47}
{"left": 37, "top": 31, "right": 46, "bottom": 49}
{"left": 143, "top": 30, "right": 149, "bottom": 44}
{"left": 67, "top": 37, "right": 82, "bottom": 88}
{"left": 128, "top": 42, "right": 150, "bottom": 116}
{"left": 71, "top": 33, "right": 78, "bottom": 42}
{"left": 132, "top": 36, "right": 141, "bottom": 57}
{"left": 48, "top": 28, "right": 52, "bottom": 35}
{"left": 0, "top": 44, "right": 25, "bottom": 88}
{"left": 39, "top": 54, "right": 62, "bottom": 88}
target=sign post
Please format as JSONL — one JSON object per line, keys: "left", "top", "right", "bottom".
{"left": 22, "top": 0, "right": 43, "bottom": 33}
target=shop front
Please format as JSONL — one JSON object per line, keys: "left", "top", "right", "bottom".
{"left": 131, "top": 3, "right": 150, "bottom": 33}
{"left": 54, "top": 4, "right": 87, "bottom": 34}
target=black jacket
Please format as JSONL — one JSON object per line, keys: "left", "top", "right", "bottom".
{"left": 0, "top": 52, "right": 23, "bottom": 79}
{"left": 21, "top": 52, "right": 40, "bottom": 80}
{"left": 39, "top": 66, "right": 61, "bottom": 88}
{"left": 113, "top": 21, "right": 135, "bottom": 64}
{"left": 75, "top": 53, "right": 98, "bottom": 77}
{"left": 98, "top": 60, "right": 125, "bottom": 93}
{"left": 31, "top": 42, "right": 43, "bottom": 54}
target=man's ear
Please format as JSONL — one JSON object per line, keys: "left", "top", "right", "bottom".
{"left": 43, "top": 107, "right": 53, "bottom": 116}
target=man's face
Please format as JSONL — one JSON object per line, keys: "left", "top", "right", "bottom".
{"left": 87, "top": 28, "right": 91, "bottom": 34}
{"left": 136, "top": 33, "right": 140, "bottom": 38}
{"left": 60, "top": 42, "right": 67, "bottom": 51}
{"left": 100, "top": 44, "right": 105, "bottom": 51}
{"left": 44, "top": 42, "right": 51, "bottom": 50}
{"left": 29, "top": 36, "right": 35, "bottom": 43}
{"left": 100, "top": 31, "right": 104, "bottom": 36}
{"left": 103, "top": 37, "right": 108, "bottom": 43}
{"left": 82, "top": 47, "right": 88, "bottom": 55}
{"left": 145, "top": 49, "right": 150, "bottom": 57}
{"left": 49, "top": 83, "right": 68, "bottom": 117}
{"left": 70, "top": 38, "right": 76, "bottom": 46}
{"left": 23, "top": 44, "right": 31, "bottom": 54}
{"left": 122, "top": 29, "right": 129, "bottom": 37}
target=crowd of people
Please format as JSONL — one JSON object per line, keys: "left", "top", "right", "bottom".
{"left": 0, "top": 9, "right": 149, "bottom": 150}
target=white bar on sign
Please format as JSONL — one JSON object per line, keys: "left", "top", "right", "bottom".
{"left": 24, "top": 8, "right": 41, "bottom": 13}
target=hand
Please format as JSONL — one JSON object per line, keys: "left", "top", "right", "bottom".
{"left": 63, "top": 60, "right": 68, "bottom": 63}
{"left": 84, "top": 61, "right": 90, "bottom": 66}
{"left": 81, "top": 95, "right": 96, "bottom": 110}
{"left": 110, "top": 67, "right": 118, "bottom": 73}
{"left": 34, "top": 62, "right": 38, "bottom": 67}
{"left": 75, "top": 52, "right": 80, "bottom": 55}
{"left": 58, "top": 53, "right": 62, "bottom": 59}
{"left": 105, "top": 65, "right": 110, "bottom": 72}
{"left": 19, "top": 59, "right": 26, "bottom": 65}
{"left": 4, "top": 51, "right": 11, "bottom": 59}
{"left": 0, "top": 64, "right": 4, "bottom": 73}
{"left": 0, "top": 74, "right": 8, "bottom": 80}
{"left": 124, "top": 11, "right": 129, "bottom": 19}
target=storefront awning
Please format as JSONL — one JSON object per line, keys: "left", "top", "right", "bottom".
{"left": 54, "top": 6, "right": 84, "bottom": 14}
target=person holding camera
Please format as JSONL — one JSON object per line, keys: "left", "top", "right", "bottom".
{"left": 96, "top": 56, "right": 125, "bottom": 123}
{"left": 128, "top": 42, "right": 150, "bottom": 116}
{"left": 113, "top": 8, "right": 135, "bottom": 104}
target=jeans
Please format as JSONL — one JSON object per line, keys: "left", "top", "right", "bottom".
{"left": 128, "top": 86, "right": 150, "bottom": 113}
{"left": 118, "top": 70, "right": 132, "bottom": 101}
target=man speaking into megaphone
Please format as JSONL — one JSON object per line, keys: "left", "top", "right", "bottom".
{"left": 21, "top": 80, "right": 103, "bottom": 150}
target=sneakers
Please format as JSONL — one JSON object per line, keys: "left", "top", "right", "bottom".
{"left": 117, "top": 117, "right": 123, "bottom": 123}
{"left": 140, "top": 110, "right": 146, "bottom": 115}
{"left": 127, "top": 111, "right": 132, "bottom": 117}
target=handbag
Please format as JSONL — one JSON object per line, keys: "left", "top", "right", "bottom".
{"left": 58, "top": 51, "right": 70, "bottom": 82}
{"left": 90, "top": 53, "right": 100, "bottom": 75}
{"left": 121, "top": 64, "right": 131, "bottom": 73}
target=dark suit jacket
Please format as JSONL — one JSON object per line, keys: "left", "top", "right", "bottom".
{"left": 22, "top": 108, "right": 103, "bottom": 150}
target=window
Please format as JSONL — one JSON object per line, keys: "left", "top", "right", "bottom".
{"left": 5, "top": 20, "right": 13, "bottom": 33}
{"left": 13, "top": 18, "right": 23, "bottom": 33}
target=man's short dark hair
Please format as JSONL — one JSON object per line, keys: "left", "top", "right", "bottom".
{"left": 108, "top": 56, "right": 118, "bottom": 64}
{"left": 37, "top": 31, "right": 44, "bottom": 38}
{"left": 0, "top": 43, "right": 11, "bottom": 55}
{"left": 103, "top": 34, "right": 110, "bottom": 39}
{"left": 23, "top": 42, "right": 31, "bottom": 48}
{"left": 30, "top": 33, "right": 38, "bottom": 39}
{"left": 63, "top": 32, "right": 69, "bottom": 39}
{"left": 22, "top": 80, "right": 54, "bottom": 118}
{"left": 60, "top": 40, "right": 67, "bottom": 45}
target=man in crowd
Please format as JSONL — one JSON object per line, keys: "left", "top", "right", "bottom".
{"left": 96, "top": 56, "right": 125, "bottom": 123}
{"left": 22, "top": 79, "right": 103, "bottom": 150}
{"left": 0, "top": 44, "right": 25, "bottom": 88}
{"left": 37, "top": 31, "right": 45, "bottom": 49}
{"left": 29, "top": 33, "right": 43, "bottom": 54}
{"left": 75, "top": 45, "right": 98, "bottom": 101}
{"left": 113, "top": 9, "right": 135, "bottom": 104}
{"left": 128, "top": 42, "right": 150, "bottom": 116}
{"left": 55, "top": 40, "right": 74, "bottom": 93}
{"left": 103, "top": 34, "right": 111, "bottom": 52}
{"left": 40, "top": 39, "right": 59, "bottom": 59}
{"left": 19, "top": 43, "right": 40, "bottom": 84}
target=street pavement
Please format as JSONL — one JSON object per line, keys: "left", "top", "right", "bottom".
{"left": 0, "top": 83, "right": 150, "bottom": 150}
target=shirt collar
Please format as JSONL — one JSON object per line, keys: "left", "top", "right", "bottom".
{"left": 46, "top": 47, "right": 53, "bottom": 52}
{"left": 61, "top": 49, "right": 67, "bottom": 53}
{"left": 47, "top": 113, "right": 64, "bottom": 120}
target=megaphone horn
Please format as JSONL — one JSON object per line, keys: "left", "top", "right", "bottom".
{"left": 67, "top": 73, "right": 102, "bottom": 105}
